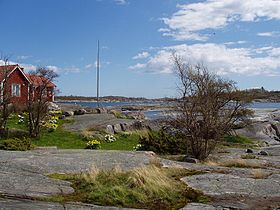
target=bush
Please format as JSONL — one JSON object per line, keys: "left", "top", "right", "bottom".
{"left": 138, "top": 128, "right": 187, "bottom": 155}
{"left": 7, "top": 128, "right": 29, "bottom": 139}
{"left": 0, "top": 138, "right": 33, "bottom": 151}
{"left": 86, "top": 140, "right": 101, "bottom": 149}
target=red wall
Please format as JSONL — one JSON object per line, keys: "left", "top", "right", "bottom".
{"left": 7, "top": 69, "right": 29, "bottom": 104}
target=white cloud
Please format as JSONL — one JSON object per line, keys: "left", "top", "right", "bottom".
{"left": 130, "top": 43, "right": 280, "bottom": 76}
{"left": 85, "top": 64, "right": 94, "bottom": 69}
{"left": 224, "top": 40, "right": 247, "bottom": 45}
{"left": 128, "top": 63, "right": 146, "bottom": 70}
{"left": 17, "top": 55, "right": 33, "bottom": 60}
{"left": 63, "top": 66, "right": 81, "bottom": 74}
{"left": 257, "top": 31, "right": 280, "bottom": 37}
{"left": 162, "top": 0, "right": 280, "bottom": 41}
{"left": 114, "top": 0, "right": 127, "bottom": 5}
{"left": 132, "top": 51, "right": 150, "bottom": 60}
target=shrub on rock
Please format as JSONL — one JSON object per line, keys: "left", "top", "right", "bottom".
{"left": 0, "top": 138, "right": 33, "bottom": 151}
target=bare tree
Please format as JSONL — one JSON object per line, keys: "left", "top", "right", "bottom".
{"left": 27, "top": 67, "right": 58, "bottom": 137}
{"left": 171, "top": 55, "right": 253, "bottom": 160}
{"left": 0, "top": 56, "right": 12, "bottom": 135}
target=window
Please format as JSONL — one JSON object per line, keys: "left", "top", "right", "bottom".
{"left": 12, "top": 84, "right": 21, "bottom": 97}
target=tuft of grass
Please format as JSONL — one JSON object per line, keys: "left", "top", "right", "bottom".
{"left": 218, "top": 159, "right": 263, "bottom": 168}
{"left": 241, "top": 154, "right": 258, "bottom": 159}
{"left": 250, "top": 169, "right": 272, "bottom": 179}
{"left": 204, "top": 158, "right": 264, "bottom": 169}
{"left": 47, "top": 165, "right": 207, "bottom": 209}
{"left": 224, "top": 135, "right": 254, "bottom": 144}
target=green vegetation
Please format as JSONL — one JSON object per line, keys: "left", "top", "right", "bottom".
{"left": 138, "top": 128, "right": 187, "bottom": 155}
{"left": 224, "top": 135, "right": 254, "bottom": 144}
{"left": 33, "top": 120, "right": 85, "bottom": 149}
{"left": 241, "top": 154, "right": 258, "bottom": 159}
{"left": 3, "top": 113, "right": 141, "bottom": 150}
{"left": 0, "top": 137, "right": 33, "bottom": 151}
{"left": 100, "top": 133, "right": 139, "bottom": 150}
{"left": 47, "top": 164, "right": 206, "bottom": 209}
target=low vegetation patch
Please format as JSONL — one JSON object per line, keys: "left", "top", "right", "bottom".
{"left": 100, "top": 133, "right": 140, "bottom": 150}
{"left": 224, "top": 135, "right": 254, "bottom": 145}
{"left": 137, "top": 128, "right": 188, "bottom": 155}
{"left": 47, "top": 165, "right": 207, "bottom": 209}
{"left": 250, "top": 169, "right": 272, "bottom": 179}
{"left": 241, "top": 154, "right": 258, "bottom": 159}
{"left": 0, "top": 137, "right": 33, "bottom": 151}
{"left": 205, "top": 158, "right": 264, "bottom": 169}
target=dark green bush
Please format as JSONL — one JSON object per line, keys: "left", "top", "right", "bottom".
{"left": 7, "top": 128, "right": 29, "bottom": 139}
{"left": 138, "top": 128, "right": 187, "bottom": 155}
{"left": 0, "top": 138, "right": 33, "bottom": 151}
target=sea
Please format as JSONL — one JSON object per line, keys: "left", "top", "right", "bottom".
{"left": 56, "top": 101, "right": 280, "bottom": 120}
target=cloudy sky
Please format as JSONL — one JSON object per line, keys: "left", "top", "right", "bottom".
{"left": 0, "top": 0, "right": 280, "bottom": 98}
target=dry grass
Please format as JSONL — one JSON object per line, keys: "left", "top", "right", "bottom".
{"left": 250, "top": 169, "right": 272, "bottom": 179}
{"left": 205, "top": 159, "right": 264, "bottom": 168}
{"left": 48, "top": 164, "right": 206, "bottom": 209}
{"left": 241, "top": 154, "right": 258, "bottom": 159}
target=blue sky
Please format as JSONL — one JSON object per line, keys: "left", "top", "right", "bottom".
{"left": 0, "top": 0, "right": 280, "bottom": 98}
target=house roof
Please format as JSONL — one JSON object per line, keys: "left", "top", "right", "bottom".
{"left": 0, "top": 64, "right": 55, "bottom": 88}
{"left": 0, "top": 64, "right": 20, "bottom": 81}
{"left": 26, "top": 74, "right": 56, "bottom": 88}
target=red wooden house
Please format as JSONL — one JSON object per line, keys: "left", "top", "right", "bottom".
{"left": 0, "top": 64, "right": 55, "bottom": 104}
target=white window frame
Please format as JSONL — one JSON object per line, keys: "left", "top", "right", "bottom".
{"left": 12, "top": 84, "right": 21, "bottom": 97}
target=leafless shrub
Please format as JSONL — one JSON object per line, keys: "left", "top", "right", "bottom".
{"left": 170, "top": 54, "right": 253, "bottom": 160}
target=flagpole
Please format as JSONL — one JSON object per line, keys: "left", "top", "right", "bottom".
{"left": 96, "top": 40, "right": 100, "bottom": 107}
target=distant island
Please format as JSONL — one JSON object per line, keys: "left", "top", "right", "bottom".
{"left": 55, "top": 95, "right": 176, "bottom": 102}
{"left": 56, "top": 88, "right": 280, "bottom": 103}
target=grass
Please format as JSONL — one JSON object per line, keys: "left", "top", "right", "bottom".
{"left": 47, "top": 164, "right": 207, "bottom": 210}
{"left": 250, "top": 169, "right": 272, "bottom": 179}
{"left": 6, "top": 113, "right": 140, "bottom": 150}
{"left": 241, "top": 154, "right": 258, "bottom": 159}
{"left": 205, "top": 158, "right": 264, "bottom": 169}
{"left": 6, "top": 114, "right": 86, "bottom": 149}
{"left": 224, "top": 135, "right": 254, "bottom": 144}
{"left": 6, "top": 113, "right": 28, "bottom": 130}
{"left": 100, "top": 133, "right": 139, "bottom": 150}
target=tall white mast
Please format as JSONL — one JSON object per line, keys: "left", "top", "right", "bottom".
{"left": 96, "top": 40, "right": 100, "bottom": 107}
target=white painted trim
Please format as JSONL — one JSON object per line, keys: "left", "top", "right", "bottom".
{"left": 3, "top": 66, "right": 32, "bottom": 84}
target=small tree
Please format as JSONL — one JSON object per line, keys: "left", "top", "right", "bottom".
{"left": 171, "top": 55, "right": 252, "bottom": 160}
{"left": 0, "top": 56, "right": 12, "bottom": 135}
{"left": 27, "top": 67, "right": 58, "bottom": 137}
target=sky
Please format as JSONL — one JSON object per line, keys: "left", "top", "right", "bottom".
{"left": 0, "top": 0, "right": 280, "bottom": 98}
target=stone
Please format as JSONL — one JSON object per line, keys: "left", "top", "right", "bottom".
{"left": 64, "top": 111, "right": 74, "bottom": 117}
{"left": 246, "top": 148, "right": 254, "bottom": 153}
{"left": 106, "top": 125, "right": 115, "bottom": 134}
{"left": 182, "top": 173, "right": 280, "bottom": 198}
{"left": 114, "top": 124, "right": 122, "bottom": 133}
{"left": 96, "top": 108, "right": 107, "bottom": 114}
{"left": 130, "top": 121, "right": 143, "bottom": 130}
{"left": 74, "top": 109, "right": 86, "bottom": 115}
{"left": 258, "top": 150, "right": 268, "bottom": 156}
{"left": 183, "top": 156, "right": 199, "bottom": 163}
{"left": 59, "top": 115, "right": 66, "bottom": 120}
{"left": 120, "top": 123, "right": 127, "bottom": 131}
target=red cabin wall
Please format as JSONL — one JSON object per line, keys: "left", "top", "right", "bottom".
{"left": 7, "top": 69, "right": 29, "bottom": 104}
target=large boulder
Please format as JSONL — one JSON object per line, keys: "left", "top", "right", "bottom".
{"left": 106, "top": 125, "right": 115, "bottom": 134}
{"left": 120, "top": 123, "right": 128, "bottom": 131}
{"left": 130, "top": 121, "right": 143, "bottom": 130}
{"left": 64, "top": 111, "right": 74, "bottom": 117}
{"left": 74, "top": 109, "right": 86, "bottom": 115}
{"left": 114, "top": 124, "right": 122, "bottom": 133}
